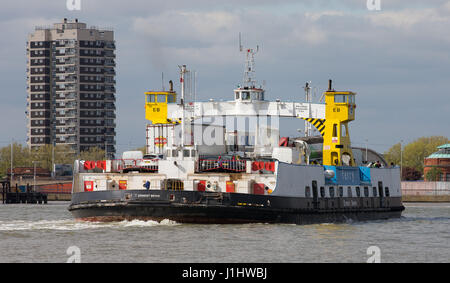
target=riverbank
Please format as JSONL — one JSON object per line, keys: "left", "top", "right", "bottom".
{"left": 402, "top": 181, "right": 450, "bottom": 202}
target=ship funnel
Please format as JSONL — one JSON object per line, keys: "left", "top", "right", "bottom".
{"left": 169, "top": 80, "right": 173, "bottom": 91}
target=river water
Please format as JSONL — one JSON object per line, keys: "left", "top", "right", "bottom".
{"left": 0, "top": 202, "right": 448, "bottom": 263}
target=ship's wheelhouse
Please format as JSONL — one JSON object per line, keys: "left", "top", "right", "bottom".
{"left": 234, "top": 87, "right": 265, "bottom": 102}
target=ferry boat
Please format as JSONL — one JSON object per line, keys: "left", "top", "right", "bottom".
{"left": 68, "top": 44, "right": 404, "bottom": 224}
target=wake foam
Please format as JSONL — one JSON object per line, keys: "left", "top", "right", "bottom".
{"left": 0, "top": 218, "right": 179, "bottom": 231}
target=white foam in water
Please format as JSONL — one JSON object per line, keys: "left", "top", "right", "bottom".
{"left": 121, "top": 219, "right": 179, "bottom": 227}
{"left": 0, "top": 219, "right": 179, "bottom": 231}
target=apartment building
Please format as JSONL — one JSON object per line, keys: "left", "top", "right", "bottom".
{"left": 26, "top": 18, "right": 116, "bottom": 157}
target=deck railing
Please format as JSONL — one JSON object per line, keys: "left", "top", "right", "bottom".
{"left": 196, "top": 159, "right": 247, "bottom": 173}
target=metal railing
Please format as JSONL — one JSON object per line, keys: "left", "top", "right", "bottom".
{"left": 197, "top": 159, "right": 246, "bottom": 172}
{"left": 109, "top": 159, "right": 159, "bottom": 172}
{"left": 34, "top": 183, "right": 72, "bottom": 194}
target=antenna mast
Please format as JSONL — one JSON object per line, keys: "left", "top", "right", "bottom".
{"left": 179, "top": 65, "right": 187, "bottom": 150}
{"left": 239, "top": 33, "right": 259, "bottom": 88}
{"left": 304, "top": 81, "right": 313, "bottom": 137}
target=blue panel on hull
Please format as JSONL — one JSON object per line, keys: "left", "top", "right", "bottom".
{"left": 324, "top": 166, "right": 372, "bottom": 185}
{"left": 359, "top": 166, "right": 372, "bottom": 184}
{"left": 324, "top": 166, "right": 361, "bottom": 185}
{"left": 323, "top": 165, "right": 337, "bottom": 184}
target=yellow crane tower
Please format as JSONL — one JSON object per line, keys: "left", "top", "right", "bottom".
{"left": 321, "top": 80, "right": 356, "bottom": 166}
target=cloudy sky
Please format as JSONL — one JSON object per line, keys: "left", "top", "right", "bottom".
{"left": 1, "top": 0, "right": 449, "bottom": 155}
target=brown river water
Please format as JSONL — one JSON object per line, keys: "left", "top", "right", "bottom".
{"left": 0, "top": 202, "right": 448, "bottom": 262}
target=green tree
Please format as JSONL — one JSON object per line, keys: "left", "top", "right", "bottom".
{"left": 384, "top": 136, "right": 449, "bottom": 178}
{"left": 425, "top": 167, "right": 443, "bottom": 181}
{"left": 29, "top": 144, "right": 77, "bottom": 171}
{"left": 0, "top": 143, "right": 33, "bottom": 178}
{"left": 78, "top": 146, "right": 106, "bottom": 161}
{"left": 383, "top": 143, "right": 401, "bottom": 166}
{"left": 0, "top": 143, "right": 112, "bottom": 178}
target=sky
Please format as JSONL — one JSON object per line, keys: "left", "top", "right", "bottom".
{"left": 0, "top": 0, "right": 449, "bottom": 155}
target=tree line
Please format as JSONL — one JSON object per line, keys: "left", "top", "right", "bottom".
{"left": 0, "top": 143, "right": 107, "bottom": 179}
{"left": 383, "top": 136, "right": 449, "bottom": 181}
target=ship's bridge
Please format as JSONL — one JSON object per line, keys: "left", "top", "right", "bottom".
{"left": 234, "top": 87, "right": 265, "bottom": 102}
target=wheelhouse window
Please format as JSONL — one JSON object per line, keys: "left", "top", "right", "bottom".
{"left": 334, "top": 94, "right": 347, "bottom": 103}
{"left": 157, "top": 94, "right": 166, "bottom": 103}
{"left": 147, "top": 94, "right": 155, "bottom": 103}
{"left": 167, "top": 94, "right": 176, "bottom": 103}
{"left": 348, "top": 94, "right": 355, "bottom": 104}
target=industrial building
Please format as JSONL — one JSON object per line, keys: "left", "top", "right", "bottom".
{"left": 424, "top": 144, "right": 450, "bottom": 181}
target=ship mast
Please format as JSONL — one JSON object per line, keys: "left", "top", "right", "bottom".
{"left": 179, "top": 65, "right": 187, "bottom": 152}
{"left": 304, "top": 81, "right": 312, "bottom": 137}
{"left": 239, "top": 33, "right": 259, "bottom": 88}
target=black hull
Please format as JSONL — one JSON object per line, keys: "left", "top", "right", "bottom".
{"left": 69, "top": 190, "right": 404, "bottom": 225}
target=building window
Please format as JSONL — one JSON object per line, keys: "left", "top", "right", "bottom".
{"left": 385, "top": 187, "right": 390, "bottom": 197}
{"left": 373, "top": 187, "right": 377, "bottom": 197}
{"left": 339, "top": 186, "right": 343, "bottom": 197}
{"left": 347, "top": 187, "right": 352, "bottom": 197}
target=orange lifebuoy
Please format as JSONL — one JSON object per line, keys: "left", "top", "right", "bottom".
{"left": 265, "top": 162, "right": 275, "bottom": 172}
{"left": 96, "top": 160, "right": 106, "bottom": 170}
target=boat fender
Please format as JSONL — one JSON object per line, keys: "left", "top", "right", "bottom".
{"left": 324, "top": 170, "right": 335, "bottom": 179}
